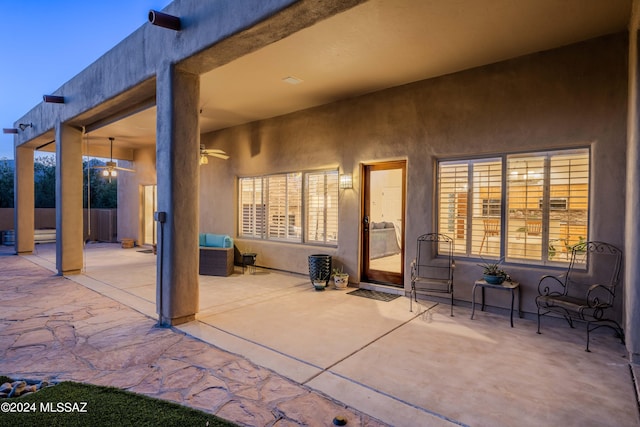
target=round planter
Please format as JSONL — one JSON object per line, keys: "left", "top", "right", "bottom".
{"left": 313, "top": 281, "right": 327, "bottom": 291}
{"left": 308, "top": 254, "right": 332, "bottom": 289}
{"left": 483, "top": 274, "right": 506, "bottom": 285}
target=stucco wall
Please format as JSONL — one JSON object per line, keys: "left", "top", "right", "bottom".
{"left": 198, "top": 33, "right": 628, "bottom": 314}
{"left": 118, "top": 146, "right": 157, "bottom": 243}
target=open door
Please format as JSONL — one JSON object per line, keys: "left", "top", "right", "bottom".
{"left": 142, "top": 184, "right": 157, "bottom": 246}
{"left": 362, "top": 161, "right": 406, "bottom": 286}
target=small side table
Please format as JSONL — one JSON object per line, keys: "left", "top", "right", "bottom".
{"left": 471, "top": 279, "right": 522, "bottom": 327}
{"left": 242, "top": 253, "right": 257, "bottom": 274}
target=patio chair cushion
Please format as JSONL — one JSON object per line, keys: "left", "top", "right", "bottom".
{"left": 200, "top": 233, "right": 233, "bottom": 248}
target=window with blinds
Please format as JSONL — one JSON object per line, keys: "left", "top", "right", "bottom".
{"left": 438, "top": 162, "right": 469, "bottom": 254}
{"left": 506, "top": 149, "right": 589, "bottom": 263}
{"left": 239, "top": 177, "right": 264, "bottom": 238}
{"left": 438, "top": 159, "right": 502, "bottom": 257}
{"left": 437, "top": 148, "right": 589, "bottom": 265}
{"left": 306, "top": 170, "right": 339, "bottom": 245}
{"left": 238, "top": 170, "right": 337, "bottom": 246}
{"left": 267, "top": 173, "right": 301, "bottom": 241}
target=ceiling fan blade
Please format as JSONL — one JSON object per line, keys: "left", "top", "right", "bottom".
{"left": 114, "top": 166, "right": 136, "bottom": 172}
{"left": 208, "top": 153, "right": 230, "bottom": 160}
{"left": 90, "top": 165, "right": 135, "bottom": 172}
{"left": 203, "top": 148, "right": 227, "bottom": 155}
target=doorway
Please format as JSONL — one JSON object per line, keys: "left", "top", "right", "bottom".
{"left": 142, "top": 185, "right": 157, "bottom": 246}
{"left": 362, "top": 161, "right": 406, "bottom": 287}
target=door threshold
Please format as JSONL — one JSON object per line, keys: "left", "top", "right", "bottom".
{"left": 359, "top": 282, "right": 405, "bottom": 295}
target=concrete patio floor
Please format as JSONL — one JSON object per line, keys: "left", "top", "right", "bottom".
{"left": 5, "top": 242, "right": 640, "bottom": 426}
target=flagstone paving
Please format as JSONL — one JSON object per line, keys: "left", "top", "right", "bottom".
{"left": 0, "top": 254, "right": 385, "bottom": 426}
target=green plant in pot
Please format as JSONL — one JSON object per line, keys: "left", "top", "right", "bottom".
{"left": 478, "top": 258, "right": 508, "bottom": 284}
{"left": 313, "top": 273, "right": 330, "bottom": 291}
{"left": 332, "top": 266, "right": 349, "bottom": 289}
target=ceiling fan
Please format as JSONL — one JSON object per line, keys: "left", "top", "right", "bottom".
{"left": 94, "top": 137, "right": 135, "bottom": 179}
{"left": 200, "top": 144, "right": 229, "bottom": 164}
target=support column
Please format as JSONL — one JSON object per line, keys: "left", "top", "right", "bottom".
{"left": 55, "top": 124, "right": 84, "bottom": 275}
{"left": 155, "top": 63, "right": 200, "bottom": 326}
{"left": 626, "top": 1, "right": 640, "bottom": 363}
{"left": 14, "top": 145, "right": 34, "bottom": 254}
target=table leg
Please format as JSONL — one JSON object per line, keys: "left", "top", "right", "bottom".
{"left": 471, "top": 284, "right": 478, "bottom": 320}
{"left": 517, "top": 286, "right": 523, "bottom": 318}
{"left": 510, "top": 288, "right": 514, "bottom": 327}
{"left": 481, "top": 286, "right": 485, "bottom": 311}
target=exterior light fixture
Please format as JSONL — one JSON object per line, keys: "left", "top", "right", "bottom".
{"left": 43, "top": 95, "right": 65, "bottom": 103}
{"left": 18, "top": 123, "right": 33, "bottom": 131}
{"left": 148, "top": 10, "right": 181, "bottom": 31}
{"left": 282, "top": 76, "right": 303, "bottom": 85}
{"left": 339, "top": 173, "right": 353, "bottom": 189}
{"left": 3, "top": 128, "right": 18, "bottom": 134}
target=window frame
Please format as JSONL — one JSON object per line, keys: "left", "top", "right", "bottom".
{"left": 238, "top": 169, "right": 339, "bottom": 246}
{"left": 437, "top": 147, "right": 590, "bottom": 267}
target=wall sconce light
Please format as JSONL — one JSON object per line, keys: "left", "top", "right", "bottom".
{"left": 43, "top": 95, "right": 65, "bottom": 103}
{"left": 3, "top": 128, "right": 18, "bottom": 134}
{"left": 18, "top": 123, "right": 33, "bottom": 131}
{"left": 339, "top": 173, "right": 353, "bottom": 189}
{"left": 148, "top": 10, "right": 181, "bottom": 31}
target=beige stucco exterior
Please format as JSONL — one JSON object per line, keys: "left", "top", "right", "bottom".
{"left": 7, "top": 0, "right": 640, "bottom": 360}
{"left": 118, "top": 31, "right": 628, "bottom": 317}
{"left": 189, "top": 33, "right": 626, "bottom": 317}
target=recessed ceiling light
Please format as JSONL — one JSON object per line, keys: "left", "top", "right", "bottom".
{"left": 282, "top": 76, "right": 303, "bottom": 85}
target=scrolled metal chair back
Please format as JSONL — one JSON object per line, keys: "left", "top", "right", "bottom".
{"left": 566, "top": 241, "right": 622, "bottom": 304}
{"left": 415, "top": 233, "right": 453, "bottom": 280}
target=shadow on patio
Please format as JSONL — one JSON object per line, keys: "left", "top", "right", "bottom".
{"left": 18, "top": 242, "right": 640, "bottom": 426}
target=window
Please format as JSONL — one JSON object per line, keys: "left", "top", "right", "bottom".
{"left": 239, "top": 177, "right": 264, "bottom": 238}
{"left": 438, "top": 148, "right": 589, "bottom": 265}
{"left": 267, "top": 173, "right": 301, "bottom": 240}
{"left": 482, "top": 199, "right": 501, "bottom": 217}
{"left": 238, "top": 170, "right": 338, "bottom": 245}
{"left": 438, "top": 158, "right": 502, "bottom": 257}
{"left": 539, "top": 198, "right": 568, "bottom": 210}
{"left": 306, "top": 171, "right": 339, "bottom": 244}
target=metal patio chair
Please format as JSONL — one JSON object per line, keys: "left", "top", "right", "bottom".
{"left": 410, "top": 233, "right": 455, "bottom": 316}
{"left": 536, "top": 241, "right": 624, "bottom": 352}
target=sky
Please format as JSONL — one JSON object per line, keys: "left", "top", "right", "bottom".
{"left": 0, "top": 0, "right": 172, "bottom": 160}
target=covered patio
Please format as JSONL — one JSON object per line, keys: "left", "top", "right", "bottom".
{"left": 20, "top": 242, "right": 639, "bottom": 426}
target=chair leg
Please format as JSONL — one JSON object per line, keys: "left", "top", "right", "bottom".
{"left": 564, "top": 316, "right": 575, "bottom": 329}
{"left": 449, "top": 292, "right": 454, "bottom": 317}
{"left": 410, "top": 287, "right": 414, "bottom": 312}
{"left": 586, "top": 319, "right": 626, "bottom": 351}
{"left": 536, "top": 307, "right": 542, "bottom": 334}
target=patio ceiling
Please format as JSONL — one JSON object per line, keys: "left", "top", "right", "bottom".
{"left": 72, "top": 0, "right": 631, "bottom": 156}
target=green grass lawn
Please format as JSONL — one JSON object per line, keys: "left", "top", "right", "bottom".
{"left": 0, "top": 377, "right": 238, "bottom": 426}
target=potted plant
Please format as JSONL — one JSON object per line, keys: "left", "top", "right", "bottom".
{"left": 478, "top": 258, "right": 508, "bottom": 284}
{"left": 332, "top": 266, "right": 349, "bottom": 289}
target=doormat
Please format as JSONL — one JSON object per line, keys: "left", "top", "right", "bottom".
{"left": 347, "top": 289, "right": 401, "bottom": 302}
{"left": 137, "top": 249, "right": 153, "bottom": 254}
